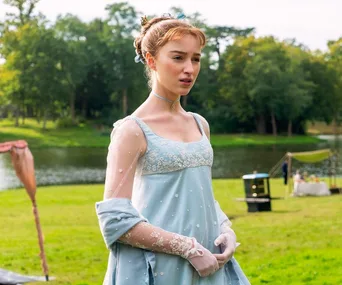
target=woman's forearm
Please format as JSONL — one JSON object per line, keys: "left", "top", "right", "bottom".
{"left": 119, "top": 221, "right": 194, "bottom": 258}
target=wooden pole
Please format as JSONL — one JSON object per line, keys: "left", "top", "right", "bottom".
{"left": 1, "top": 141, "right": 50, "bottom": 281}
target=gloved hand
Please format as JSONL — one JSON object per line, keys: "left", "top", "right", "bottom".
{"left": 184, "top": 238, "right": 220, "bottom": 277}
{"left": 213, "top": 226, "right": 240, "bottom": 268}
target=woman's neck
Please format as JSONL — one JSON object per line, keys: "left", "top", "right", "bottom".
{"left": 148, "top": 89, "right": 182, "bottom": 112}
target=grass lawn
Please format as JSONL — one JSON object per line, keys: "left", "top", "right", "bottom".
{"left": 0, "top": 119, "right": 109, "bottom": 148}
{"left": 0, "top": 118, "right": 323, "bottom": 148}
{"left": 210, "top": 134, "right": 323, "bottom": 147}
{"left": 0, "top": 179, "right": 341, "bottom": 285}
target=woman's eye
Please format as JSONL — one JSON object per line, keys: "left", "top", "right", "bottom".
{"left": 173, "top": 56, "right": 183, "bottom": 60}
{"left": 192, "top": 58, "right": 200, "bottom": 62}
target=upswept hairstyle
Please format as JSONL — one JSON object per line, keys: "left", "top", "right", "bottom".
{"left": 133, "top": 15, "right": 206, "bottom": 88}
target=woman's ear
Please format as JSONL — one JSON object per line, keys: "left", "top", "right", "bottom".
{"left": 145, "top": 52, "right": 156, "bottom": 71}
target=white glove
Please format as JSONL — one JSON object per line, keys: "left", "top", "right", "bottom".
{"left": 184, "top": 238, "right": 219, "bottom": 277}
{"left": 213, "top": 224, "right": 240, "bottom": 268}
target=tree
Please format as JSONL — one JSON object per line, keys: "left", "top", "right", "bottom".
{"left": 0, "top": 64, "right": 20, "bottom": 118}
{"left": 243, "top": 38, "right": 291, "bottom": 134}
{"left": 279, "top": 44, "right": 313, "bottom": 136}
{"left": 326, "top": 38, "right": 342, "bottom": 134}
{"left": 54, "top": 14, "right": 89, "bottom": 124}
{"left": 1, "top": 21, "right": 66, "bottom": 128}
{"left": 3, "top": 0, "right": 40, "bottom": 26}
{"left": 205, "top": 25, "right": 254, "bottom": 70}
{"left": 300, "top": 55, "right": 337, "bottom": 125}
{"left": 0, "top": 0, "right": 60, "bottom": 126}
{"left": 220, "top": 36, "right": 313, "bottom": 135}
{"left": 102, "top": 2, "right": 145, "bottom": 117}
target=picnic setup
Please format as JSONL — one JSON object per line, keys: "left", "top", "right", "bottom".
{"left": 238, "top": 148, "right": 341, "bottom": 213}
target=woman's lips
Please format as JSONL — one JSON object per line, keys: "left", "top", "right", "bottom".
{"left": 179, "top": 79, "right": 192, "bottom": 86}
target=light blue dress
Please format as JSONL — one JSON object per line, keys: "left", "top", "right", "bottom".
{"left": 96, "top": 113, "right": 250, "bottom": 285}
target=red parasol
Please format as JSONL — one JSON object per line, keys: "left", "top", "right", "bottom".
{"left": 0, "top": 140, "right": 49, "bottom": 281}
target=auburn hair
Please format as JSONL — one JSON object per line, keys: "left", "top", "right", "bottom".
{"left": 134, "top": 16, "right": 206, "bottom": 87}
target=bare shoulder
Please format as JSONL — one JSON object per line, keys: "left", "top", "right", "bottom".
{"left": 193, "top": 113, "right": 210, "bottom": 138}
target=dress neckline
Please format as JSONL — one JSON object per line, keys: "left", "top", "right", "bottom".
{"left": 130, "top": 112, "right": 205, "bottom": 145}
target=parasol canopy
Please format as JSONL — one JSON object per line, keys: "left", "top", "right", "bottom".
{"left": 0, "top": 140, "right": 49, "bottom": 282}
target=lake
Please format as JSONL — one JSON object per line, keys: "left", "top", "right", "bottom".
{"left": 0, "top": 136, "right": 338, "bottom": 191}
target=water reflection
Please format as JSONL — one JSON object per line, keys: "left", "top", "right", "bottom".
{"left": 0, "top": 148, "right": 107, "bottom": 190}
{"left": 0, "top": 138, "right": 338, "bottom": 191}
{"left": 213, "top": 142, "right": 332, "bottom": 178}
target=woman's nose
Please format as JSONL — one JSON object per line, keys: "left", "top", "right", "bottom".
{"left": 183, "top": 59, "right": 194, "bottom": 74}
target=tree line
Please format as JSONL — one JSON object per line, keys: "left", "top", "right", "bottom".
{"left": 0, "top": 0, "right": 341, "bottom": 135}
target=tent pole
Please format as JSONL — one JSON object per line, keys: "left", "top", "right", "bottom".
{"left": 335, "top": 151, "right": 338, "bottom": 187}
{"left": 329, "top": 156, "right": 332, "bottom": 188}
{"left": 287, "top": 153, "right": 292, "bottom": 199}
{"left": 269, "top": 154, "right": 287, "bottom": 178}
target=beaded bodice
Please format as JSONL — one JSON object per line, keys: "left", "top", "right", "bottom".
{"left": 114, "top": 113, "right": 213, "bottom": 176}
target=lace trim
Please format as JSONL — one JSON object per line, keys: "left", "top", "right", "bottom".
{"left": 140, "top": 138, "right": 213, "bottom": 175}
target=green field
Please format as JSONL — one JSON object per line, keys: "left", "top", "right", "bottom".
{"left": 0, "top": 119, "right": 323, "bottom": 148}
{"left": 0, "top": 119, "right": 109, "bottom": 148}
{"left": 0, "top": 179, "right": 341, "bottom": 285}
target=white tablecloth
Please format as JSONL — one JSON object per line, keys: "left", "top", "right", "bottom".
{"left": 293, "top": 182, "right": 331, "bottom": 196}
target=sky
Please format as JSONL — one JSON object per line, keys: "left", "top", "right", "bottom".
{"left": 0, "top": 0, "right": 341, "bottom": 51}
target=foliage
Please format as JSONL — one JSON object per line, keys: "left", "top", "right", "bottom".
{"left": 0, "top": 1, "right": 341, "bottom": 135}
{"left": 55, "top": 117, "right": 77, "bottom": 128}
{"left": 326, "top": 38, "right": 342, "bottom": 128}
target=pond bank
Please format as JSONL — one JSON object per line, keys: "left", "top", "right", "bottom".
{"left": 0, "top": 119, "right": 323, "bottom": 148}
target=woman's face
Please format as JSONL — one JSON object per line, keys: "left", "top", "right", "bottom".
{"left": 151, "top": 34, "right": 202, "bottom": 96}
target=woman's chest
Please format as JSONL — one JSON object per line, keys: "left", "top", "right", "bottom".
{"left": 139, "top": 138, "right": 213, "bottom": 175}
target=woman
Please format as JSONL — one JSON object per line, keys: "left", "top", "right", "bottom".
{"left": 96, "top": 14, "right": 250, "bottom": 285}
